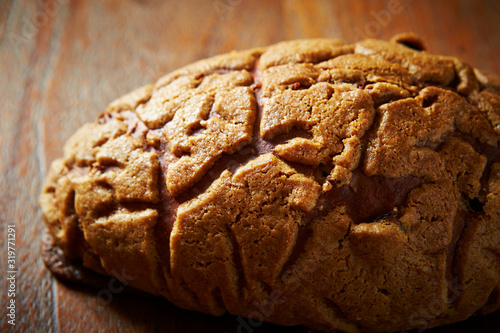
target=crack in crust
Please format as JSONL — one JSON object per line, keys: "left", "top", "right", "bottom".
{"left": 39, "top": 36, "right": 500, "bottom": 333}
{"left": 164, "top": 71, "right": 257, "bottom": 197}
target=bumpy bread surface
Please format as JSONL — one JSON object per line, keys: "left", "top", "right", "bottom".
{"left": 40, "top": 35, "right": 500, "bottom": 332}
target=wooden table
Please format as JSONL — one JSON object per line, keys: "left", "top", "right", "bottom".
{"left": 1, "top": 0, "right": 500, "bottom": 332}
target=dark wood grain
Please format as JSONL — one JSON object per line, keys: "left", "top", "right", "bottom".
{"left": 1, "top": 0, "right": 500, "bottom": 332}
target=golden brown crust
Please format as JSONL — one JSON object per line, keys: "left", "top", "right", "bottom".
{"left": 39, "top": 35, "right": 500, "bottom": 332}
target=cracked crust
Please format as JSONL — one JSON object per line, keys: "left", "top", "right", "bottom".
{"left": 39, "top": 36, "right": 500, "bottom": 332}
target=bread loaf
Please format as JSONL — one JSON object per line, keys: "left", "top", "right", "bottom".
{"left": 40, "top": 34, "right": 500, "bottom": 332}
